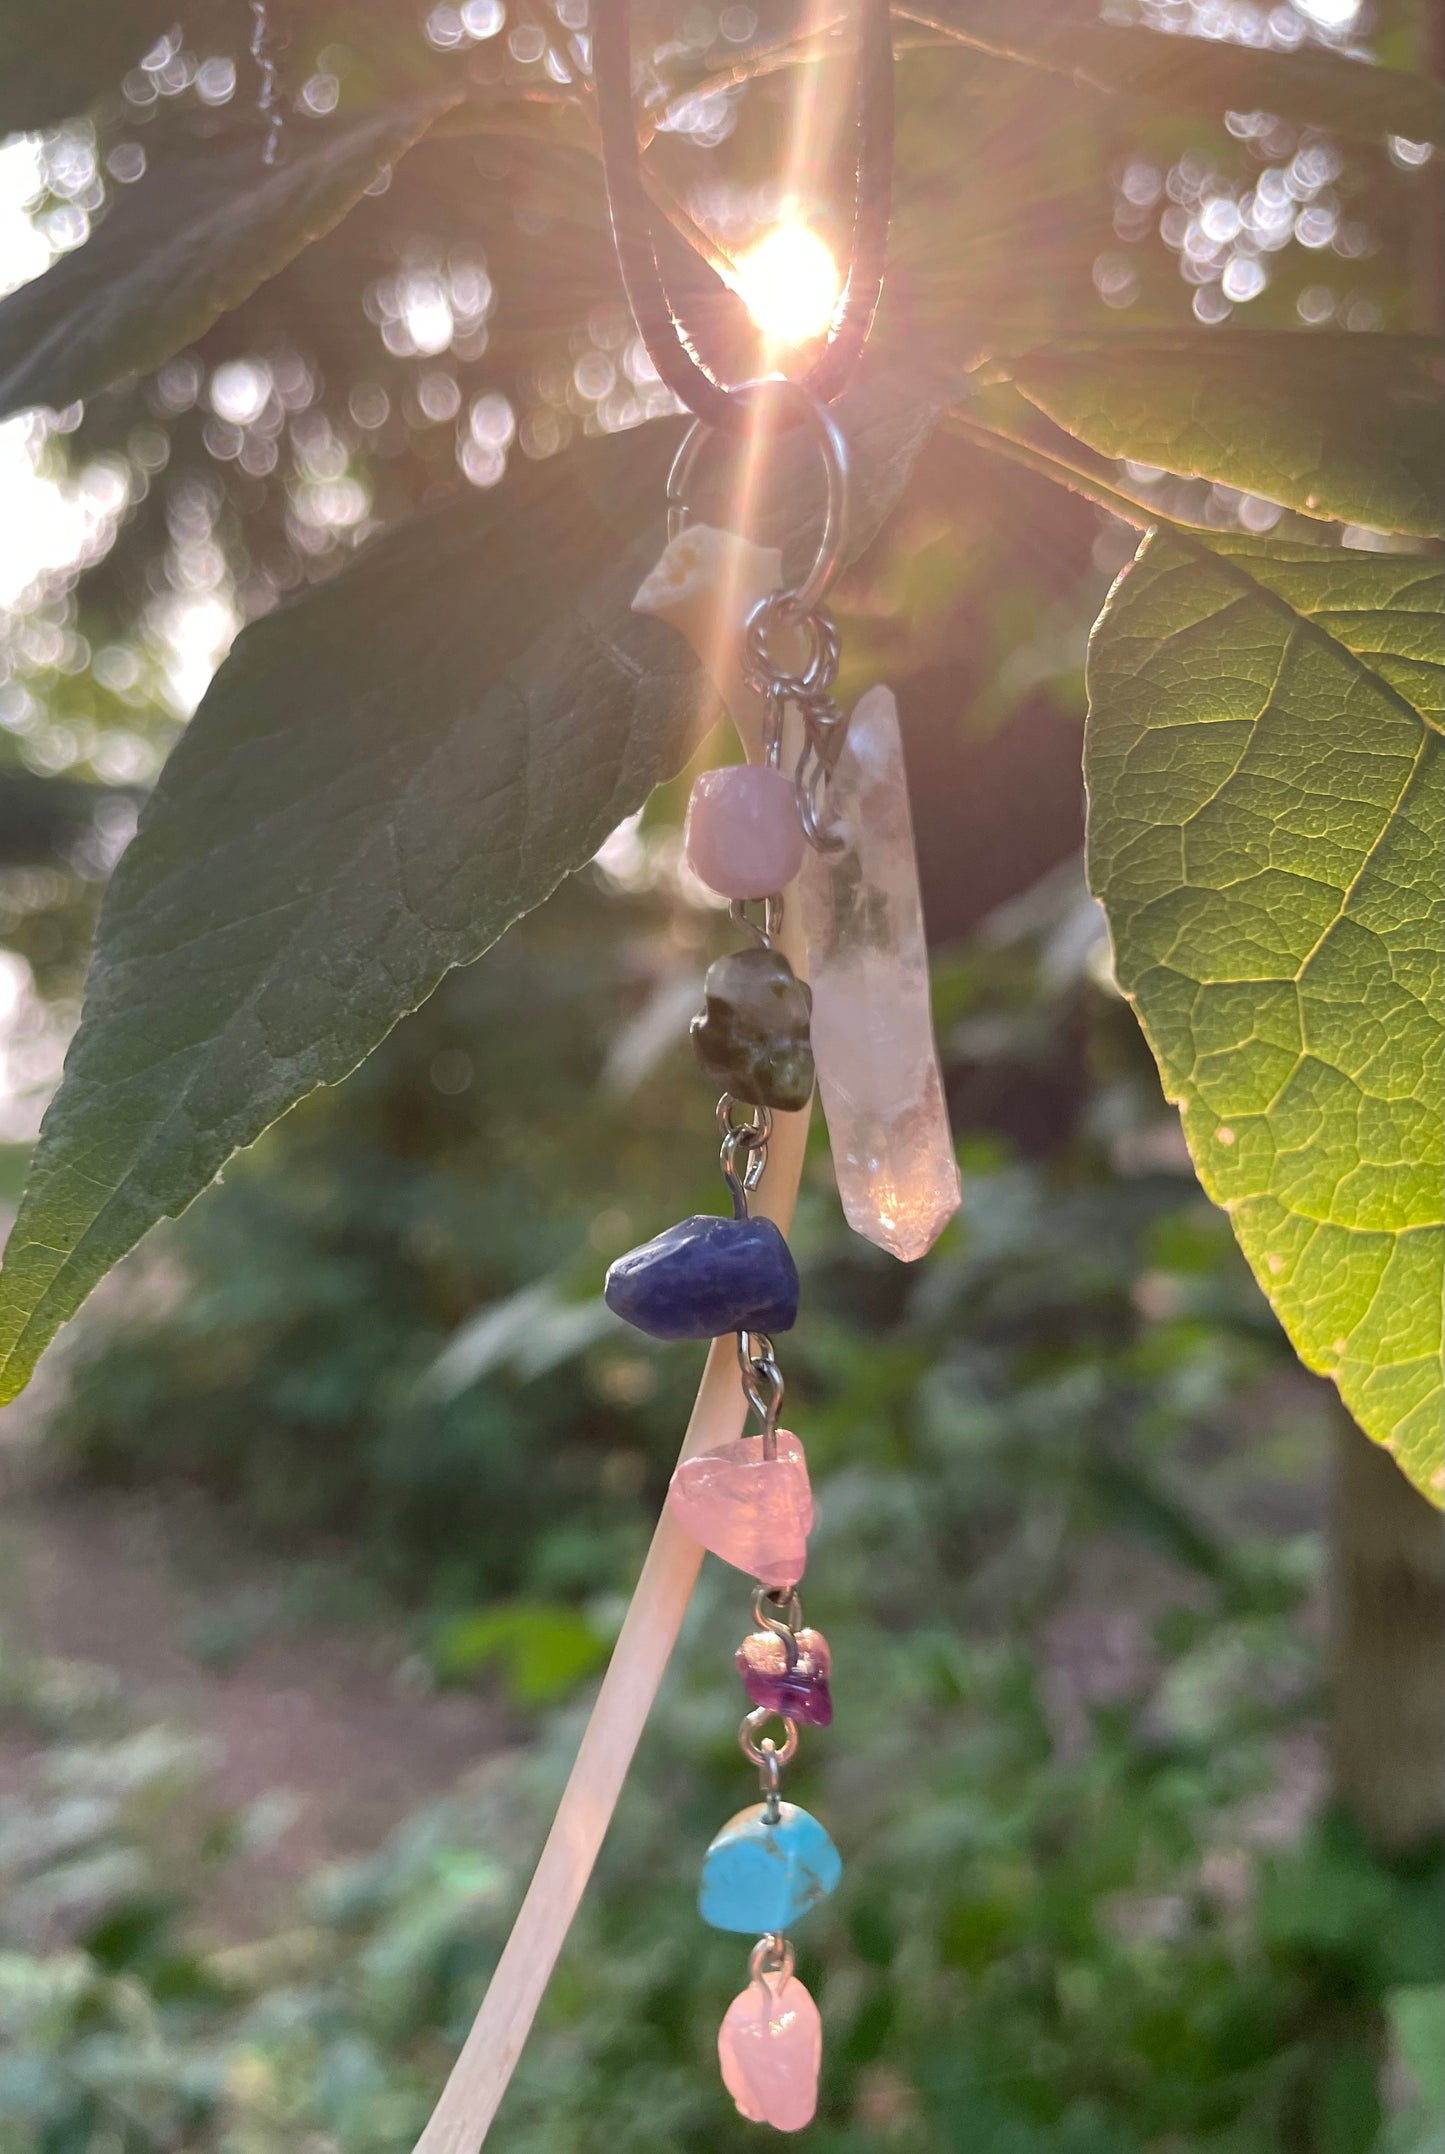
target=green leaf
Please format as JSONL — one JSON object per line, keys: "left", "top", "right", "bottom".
{"left": 0, "top": 381, "right": 936, "bottom": 1400}
{"left": 1010, "top": 336, "right": 1445, "bottom": 540}
{"left": 900, "top": 0, "right": 1444, "bottom": 149}
{"left": 429, "top": 1602, "right": 609, "bottom": 1707}
{"left": 1086, "top": 532, "right": 1444, "bottom": 1501}
{"left": 1206, "top": 538, "right": 1445, "bottom": 734}
{"left": 0, "top": 100, "right": 453, "bottom": 423}
{"left": 0, "top": 0, "right": 175, "bottom": 137}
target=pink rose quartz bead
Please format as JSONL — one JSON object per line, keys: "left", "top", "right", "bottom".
{"left": 668, "top": 1431, "right": 813, "bottom": 1587}
{"left": 718, "top": 1971, "right": 822, "bottom": 2132}
{"left": 685, "top": 766, "right": 805, "bottom": 901}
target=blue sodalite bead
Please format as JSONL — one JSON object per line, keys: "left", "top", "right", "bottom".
{"left": 699, "top": 1801, "right": 842, "bottom": 1934}
{"left": 603, "top": 1215, "right": 799, "bottom": 1342}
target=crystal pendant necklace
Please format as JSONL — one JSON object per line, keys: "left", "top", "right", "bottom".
{"left": 591, "top": 3, "right": 956, "bottom": 2129}
{"left": 410, "top": 8, "right": 959, "bottom": 2145}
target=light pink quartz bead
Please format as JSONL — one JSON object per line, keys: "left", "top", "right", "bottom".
{"left": 718, "top": 1971, "right": 822, "bottom": 2132}
{"left": 684, "top": 766, "right": 805, "bottom": 901}
{"left": 668, "top": 1431, "right": 812, "bottom": 1587}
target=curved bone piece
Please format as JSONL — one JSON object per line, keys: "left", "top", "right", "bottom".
{"left": 633, "top": 522, "right": 783, "bottom": 761}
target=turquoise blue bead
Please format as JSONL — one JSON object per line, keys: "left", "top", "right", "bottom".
{"left": 698, "top": 1801, "right": 842, "bottom": 1934}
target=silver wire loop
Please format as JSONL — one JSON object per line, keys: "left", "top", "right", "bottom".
{"left": 718, "top": 1096, "right": 771, "bottom": 1218}
{"left": 728, "top": 895, "right": 784, "bottom": 950}
{"left": 761, "top": 682, "right": 786, "bottom": 769}
{"left": 752, "top": 1584, "right": 804, "bottom": 1663}
{"left": 796, "top": 719, "right": 850, "bottom": 853}
{"left": 666, "top": 378, "right": 852, "bottom": 620}
{"left": 743, "top": 595, "right": 849, "bottom": 857}
{"left": 749, "top": 1932, "right": 796, "bottom": 1994}
{"left": 737, "top": 1329, "right": 785, "bottom": 1451}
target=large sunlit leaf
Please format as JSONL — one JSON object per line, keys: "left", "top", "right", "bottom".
{"left": 0, "top": 99, "right": 453, "bottom": 422}
{"left": 0, "top": 0, "right": 175, "bottom": 137}
{"left": 900, "top": 0, "right": 1444, "bottom": 149}
{"left": 1086, "top": 532, "right": 1444, "bottom": 1501}
{"left": 1009, "top": 335, "right": 1445, "bottom": 541}
{"left": 0, "top": 380, "right": 937, "bottom": 1401}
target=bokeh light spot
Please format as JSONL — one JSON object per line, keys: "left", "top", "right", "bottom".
{"left": 1293, "top": 0, "right": 1360, "bottom": 25}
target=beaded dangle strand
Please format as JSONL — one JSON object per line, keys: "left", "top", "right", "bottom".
{"left": 600, "top": 392, "right": 860, "bottom": 2130}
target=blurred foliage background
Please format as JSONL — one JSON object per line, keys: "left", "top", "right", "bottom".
{"left": 0, "top": 0, "right": 1442, "bottom": 2149}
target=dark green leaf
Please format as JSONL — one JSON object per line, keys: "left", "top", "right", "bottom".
{"left": 0, "top": 379, "right": 937, "bottom": 1399}
{"left": 0, "top": 0, "right": 175, "bottom": 137}
{"left": 1010, "top": 335, "right": 1445, "bottom": 540}
{"left": 900, "top": 0, "right": 1444, "bottom": 149}
{"left": 1086, "top": 531, "right": 1444, "bottom": 1500}
{"left": 0, "top": 99, "right": 454, "bottom": 422}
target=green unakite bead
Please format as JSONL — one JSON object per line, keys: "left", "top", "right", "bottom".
{"left": 691, "top": 946, "right": 814, "bottom": 1112}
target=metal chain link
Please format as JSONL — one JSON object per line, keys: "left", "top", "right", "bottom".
{"left": 717, "top": 1093, "right": 771, "bottom": 1218}
{"left": 743, "top": 592, "right": 849, "bottom": 855}
{"left": 736, "top": 1329, "right": 785, "bottom": 1456}
{"left": 727, "top": 895, "right": 784, "bottom": 951}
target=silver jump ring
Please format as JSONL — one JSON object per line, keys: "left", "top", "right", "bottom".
{"left": 717, "top": 1095, "right": 773, "bottom": 1145}
{"left": 739, "top": 1706, "right": 799, "bottom": 1772}
{"left": 744, "top": 598, "right": 841, "bottom": 703}
{"left": 666, "top": 378, "right": 851, "bottom": 619}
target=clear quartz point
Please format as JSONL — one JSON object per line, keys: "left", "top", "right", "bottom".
{"left": 800, "top": 684, "right": 961, "bottom": 1261}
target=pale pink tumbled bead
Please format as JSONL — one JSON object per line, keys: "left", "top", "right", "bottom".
{"left": 684, "top": 766, "right": 805, "bottom": 901}
{"left": 718, "top": 1971, "right": 822, "bottom": 2132}
{"left": 668, "top": 1431, "right": 812, "bottom": 1587}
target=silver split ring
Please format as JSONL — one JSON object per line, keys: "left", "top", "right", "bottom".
{"left": 666, "top": 377, "right": 851, "bottom": 619}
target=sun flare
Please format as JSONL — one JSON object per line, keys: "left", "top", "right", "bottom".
{"left": 731, "top": 223, "right": 841, "bottom": 350}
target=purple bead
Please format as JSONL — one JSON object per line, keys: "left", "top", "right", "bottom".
{"left": 735, "top": 1626, "right": 833, "bottom": 1727}
{"left": 684, "top": 766, "right": 805, "bottom": 901}
{"left": 604, "top": 1214, "right": 799, "bottom": 1343}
